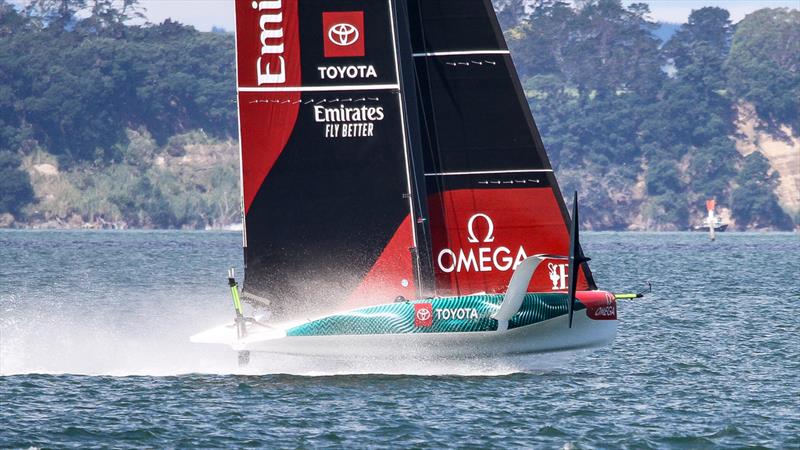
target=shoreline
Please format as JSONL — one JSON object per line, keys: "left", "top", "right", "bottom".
{"left": 0, "top": 226, "right": 795, "bottom": 233}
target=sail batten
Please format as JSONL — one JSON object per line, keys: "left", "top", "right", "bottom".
{"left": 413, "top": 50, "right": 511, "bottom": 57}
{"left": 238, "top": 84, "right": 401, "bottom": 92}
{"left": 425, "top": 169, "right": 554, "bottom": 177}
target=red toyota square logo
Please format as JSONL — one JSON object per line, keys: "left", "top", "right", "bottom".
{"left": 414, "top": 303, "right": 433, "bottom": 327}
{"left": 322, "top": 11, "right": 365, "bottom": 58}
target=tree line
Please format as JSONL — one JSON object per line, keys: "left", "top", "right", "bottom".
{"left": 497, "top": 0, "right": 796, "bottom": 229}
{"left": 0, "top": 0, "right": 237, "bottom": 227}
{"left": 0, "top": 0, "right": 797, "bottom": 229}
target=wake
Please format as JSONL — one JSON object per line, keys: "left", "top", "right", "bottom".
{"left": 1, "top": 290, "right": 236, "bottom": 376}
{"left": 1, "top": 289, "right": 578, "bottom": 377}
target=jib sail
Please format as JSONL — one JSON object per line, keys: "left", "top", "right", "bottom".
{"left": 406, "top": 0, "right": 596, "bottom": 296}
{"left": 234, "top": 0, "right": 421, "bottom": 319}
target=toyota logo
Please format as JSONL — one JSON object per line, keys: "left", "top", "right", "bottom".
{"left": 328, "top": 23, "right": 359, "bottom": 47}
{"left": 416, "top": 308, "right": 431, "bottom": 322}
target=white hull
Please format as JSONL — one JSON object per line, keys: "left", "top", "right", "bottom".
{"left": 192, "top": 310, "right": 616, "bottom": 362}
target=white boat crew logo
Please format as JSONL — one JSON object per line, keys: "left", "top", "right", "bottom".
{"left": 328, "top": 23, "right": 359, "bottom": 46}
{"left": 436, "top": 213, "right": 528, "bottom": 274}
{"left": 548, "top": 262, "right": 568, "bottom": 290}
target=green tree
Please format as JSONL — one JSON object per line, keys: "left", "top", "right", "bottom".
{"left": 646, "top": 160, "right": 682, "bottom": 196}
{"left": 644, "top": 192, "right": 689, "bottom": 229}
{"left": 686, "top": 137, "right": 738, "bottom": 198}
{"left": 726, "top": 8, "right": 800, "bottom": 132}
{"left": 1, "top": 0, "right": 796, "bottom": 230}
{"left": 0, "top": 0, "right": 27, "bottom": 35}
{"left": 731, "top": 153, "right": 793, "bottom": 229}
{"left": 507, "top": 1, "right": 575, "bottom": 79}
{"left": 111, "top": 175, "right": 175, "bottom": 228}
{"left": 0, "top": 1, "right": 29, "bottom": 152}
{"left": 2, "top": 10, "right": 235, "bottom": 165}
{"left": 494, "top": 0, "right": 528, "bottom": 30}
{"left": 24, "top": 0, "right": 88, "bottom": 28}
{"left": 664, "top": 7, "right": 733, "bottom": 71}
{"left": 0, "top": 151, "right": 35, "bottom": 217}
{"left": 77, "top": 0, "right": 145, "bottom": 35}
{"left": 562, "top": 0, "right": 663, "bottom": 98}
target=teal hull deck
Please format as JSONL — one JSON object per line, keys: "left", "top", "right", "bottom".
{"left": 287, "top": 293, "right": 584, "bottom": 337}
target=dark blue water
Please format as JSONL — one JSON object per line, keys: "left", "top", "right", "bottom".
{"left": 1, "top": 231, "right": 798, "bottom": 448}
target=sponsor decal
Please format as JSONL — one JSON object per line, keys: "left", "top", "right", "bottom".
{"left": 314, "top": 103, "right": 385, "bottom": 138}
{"left": 435, "top": 213, "right": 569, "bottom": 291}
{"left": 548, "top": 262, "right": 568, "bottom": 290}
{"left": 322, "top": 11, "right": 365, "bottom": 57}
{"left": 235, "top": 0, "right": 300, "bottom": 212}
{"left": 586, "top": 293, "right": 617, "bottom": 320}
{"left": 435, "top": 308, "right": 479, "bottom": 320}
{"left": 414, "top": 303, "right": 433, "bottom": 327}
{"left": 317, "top": 65, "right": 378, "bottom": 80}
{"left": 252, "top": 0, "right": 287, "bottom": 85}
{"left": 329, "top": 23, "right": 359, "bottom": 47}
{"left": 428, "top": 189, "right": 587, "bottom": 295}
{"left": 436, "top": 213, "right": 528, "bottom": 274}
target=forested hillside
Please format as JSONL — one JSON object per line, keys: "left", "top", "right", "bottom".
{"left": 0, "top": 0, "right": 797, "bottom": 230}
{"left": 0, "top": 0, "right": 238, "bottom": 228}
{"left": 497, "top": 0, "right": 798, "bottom": 230}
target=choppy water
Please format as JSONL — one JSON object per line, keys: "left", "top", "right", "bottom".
{"left": 1, "top": 230, "right": 798, "bottom": 448}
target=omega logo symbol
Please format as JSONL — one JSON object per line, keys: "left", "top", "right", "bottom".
{"left": 466, "top": 213, "right": 495, "bottom": 243}
{"left": 328, "top": 23, "right": 359, "bottom": 46}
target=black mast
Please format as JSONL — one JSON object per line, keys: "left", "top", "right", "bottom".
{"left": 392, "top": 0, "right": 435, "bottom": 298}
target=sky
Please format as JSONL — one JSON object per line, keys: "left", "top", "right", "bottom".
{"left": 10, "top": 0, "right": 800, "bottom": 31}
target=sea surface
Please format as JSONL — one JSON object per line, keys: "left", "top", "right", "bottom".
{"left": 1, "top": 230, "right": 798, "bottom": 448}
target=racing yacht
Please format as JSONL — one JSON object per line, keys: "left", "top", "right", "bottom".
{"left": 192, "top": 0, "right": 625, "bottom": 365}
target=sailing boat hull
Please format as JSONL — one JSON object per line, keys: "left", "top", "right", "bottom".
{"left": 239, "top": 311, "right": 615, "bottom": 360}
{"left": 192, "top": 292, "right": 617, "bottom": 361}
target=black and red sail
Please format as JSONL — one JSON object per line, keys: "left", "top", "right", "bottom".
{"left": 235, "top": 0, "right": 420, "bottom": 319}
{"left": 234, "top": 0, "right": 596, "bottom": 321}
{"left": 406, "top": 0, "right": 596, "bottom": 296}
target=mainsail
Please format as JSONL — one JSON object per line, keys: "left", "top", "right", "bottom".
{"left": 235, "top": 0, "right": 420, "bottom": 319}
{"left": 407, "top": 0, "right": 595, "bottom": 296}
{"left": 233, "top": 0, "right": 595, "bottom": 320}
